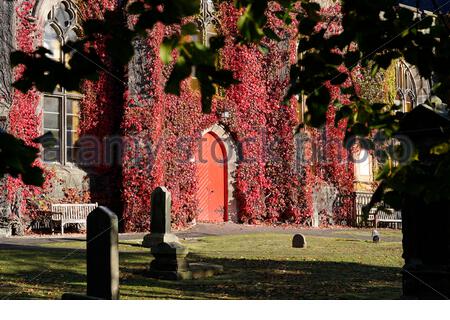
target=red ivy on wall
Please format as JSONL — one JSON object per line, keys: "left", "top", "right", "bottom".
{"left": 8, "top": 0, "right": 355, "bottom": 230}
{"left": 121, "top": 1, "right": 316, "bottom": 230}
{"left": 308, "top": 3, "right": 356, "bottom": 225}
{"left": 7, "top": 0, "right": 54, "bottom": 220}
{"left": 121, "top": 20, "right": 218, "bottom": 231}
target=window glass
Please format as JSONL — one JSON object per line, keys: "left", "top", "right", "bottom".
{"left": 357, "top": 149, "right": 371, "bottom": 176}
{"left": 43, "top": 96, "right": 62, "bottom": 162}
{"left": 43, "top": 95, "right": 60, "bottom": 113}
{"left": 44, "top": 147, "right": 61, "bottom": 163}
{"left": 66, "top": 98, "right": 80, "bottom": 115}
{"left": 66, "top": 98, "right": 80, "bottom": 163}
{"left": 44, "top": 113, "right": 60, "bottom": 130}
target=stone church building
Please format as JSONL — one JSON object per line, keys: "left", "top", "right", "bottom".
{"left": 0, "top": 0, "right": 431, "bottom": 235}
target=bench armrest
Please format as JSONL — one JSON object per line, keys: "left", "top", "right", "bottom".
{"left": 51, "top": 213, "right": 63, "bottom": 221}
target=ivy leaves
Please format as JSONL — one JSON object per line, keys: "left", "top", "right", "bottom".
{"left": 10, "top": 0, "right": 239, "bottom": 114}
{"left": 129, "top": 0, "right": 200, "bottom": 29}
{"left": 161, "top": 23, "right": 238, "bottom": 112}
{"left": 7, "top": 0, "right": 450, "bottom": 199}
{"left": 10, "top": 0, "right": 295, "bottom": 114}
{"left": 10, "top": 0, "right": 450, "bottom": 128}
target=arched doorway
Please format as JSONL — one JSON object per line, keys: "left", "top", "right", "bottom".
{"left": 196, "top": 131, "right": 228, "bottom": 222}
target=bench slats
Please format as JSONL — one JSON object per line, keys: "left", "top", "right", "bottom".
{"left": 368, "top": 208, "right": 402, "bottom": 228}
{"left": 51, "top": 203, "right": 98, "bottom": 234}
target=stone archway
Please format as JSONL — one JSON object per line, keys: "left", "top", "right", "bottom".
{"left": 195, "top": 124, "right": 238, "bottom": 223}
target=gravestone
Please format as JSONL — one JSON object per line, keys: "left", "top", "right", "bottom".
{"left": 144, "top": 187, "right": 191, "bottom": 279}
{"left": 86, "top": 206, "right": 119, "bottom": 300}
{"left": 62, "top": 206, "right": 120, "bottom": 300}
{"left": 148, "top": 242, "right": 192, "bottom": 280}
{"left": 142, "top": 187, "right": 180, "bottom": 247}
{"left": 292, "top": 234, "right": 307, "bottom": 248}
{"left": 372, "top": 230, "right": 380, "bottom": 243}
{"left": 144, "top": 186, "right": 223, "bottom": 280}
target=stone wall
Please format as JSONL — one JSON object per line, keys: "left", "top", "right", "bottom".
{"left": 0, "top": 1, "right": 98, "bottom": 234}
{"left": 0, "top": 0, "right": 14, "bottom": 236}
{"left": 0, "top": 0, "right": 14, "bottom": 117}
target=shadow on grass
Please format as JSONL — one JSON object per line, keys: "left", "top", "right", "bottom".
{"left": 0, "top": 245, "right": 402, "bottom": 300}
{"left": 122, "top": 253, "right": 402, "bottom": 300}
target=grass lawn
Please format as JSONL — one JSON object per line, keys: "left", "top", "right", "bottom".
{"left": 0, "top": 232, "right": 403, "bottom": 299}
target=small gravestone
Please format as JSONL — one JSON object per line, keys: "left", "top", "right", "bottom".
{"left": 142, "top": 187, "right": 180, "bottom": 247}
{"left": 292, "top": 234, "right": 307, "bottom": 248}
{"left": 86, "top": 207, "right": 119, "bottom": 300}
{"left": 372, "top": 230, "right": 380, "bottom": 243}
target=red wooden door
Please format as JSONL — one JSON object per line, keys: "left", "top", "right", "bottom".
{"left": 196, "top": 132, "right": 228, "bottom": 222}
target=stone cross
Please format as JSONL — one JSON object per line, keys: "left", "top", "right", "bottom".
{"left": 86, "top": 206, "right": 119, "bottom": 300}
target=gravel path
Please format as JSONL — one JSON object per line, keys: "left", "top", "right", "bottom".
{"left": 0, "top": 223, "right": 402, "bottom": 248}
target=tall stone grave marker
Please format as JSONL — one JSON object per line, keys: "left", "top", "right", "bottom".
{"left": 86, "top": 206, "right": 119, "bottom": 300}
{"left": 143, "top": 187, "right": 191, "bottom": 280}
{"left": 142, "top": 186, "right": 180, "bottom": 247}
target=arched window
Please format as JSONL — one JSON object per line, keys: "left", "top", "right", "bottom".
{"left": 395, "top": 60, "right": 417, "bottom": 113}
{"left": 198, "top": 0, "right": 218, "bottom": 47}
{"left": 42, "top": 0, "right": 81, "bottom": 164}
{"left": 190, "top": 0, "right": 219, "bottom": 89}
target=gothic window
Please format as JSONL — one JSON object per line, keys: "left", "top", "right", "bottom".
{"left": 198, "top": 0, "right": 218, "bottom": 46}
{"left": 395, "top": 60, "right": 417, "bottom": 113}
{"left": 42, "top": 1, "right": 81, "bottom": 164}
{"left": 191, "top": 0, "right": 219, "bottom": 87}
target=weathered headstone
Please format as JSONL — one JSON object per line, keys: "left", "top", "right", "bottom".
{"left": 86, "top": 206, "right": 119, "bottom": 300}
{"left": 144, "top": 186, "right": 223, "bottom": 280}
{"left": 372, "top": 230, "right": 380, "bottom": 243}
{"left": 148, "top": 242, "right": 192, "bottom": 280}
{"left": 143, "top": 187, "right": 191, "bottom": 279}
{"left": 142, "top": 187, "right": 180, "bottom": 247}
{"left": 292, "top": 234, "right": 307, "bottom": 248}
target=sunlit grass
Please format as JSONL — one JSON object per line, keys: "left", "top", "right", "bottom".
{"left": 0, "top": 233, "right": 403, "bottom": 299}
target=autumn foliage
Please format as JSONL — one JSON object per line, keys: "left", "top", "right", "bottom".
{"left": 7, "top": 0, "right": 355, "bottom": 231}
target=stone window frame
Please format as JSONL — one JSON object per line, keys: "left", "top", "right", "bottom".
{"left": 39, "top": 0, "right": 83, "bottom": 166}
{"left": 190, "top": 0, "right": 220, "bottom": 89}
{"left": 395, "top": 60, "right": 418, "bottom": 113}
{"left": 198, "top": 0, "right": 219, "bottom": 47}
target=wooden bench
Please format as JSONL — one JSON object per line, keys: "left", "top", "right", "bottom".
{"left": 368, "top": 208, "right": 402, "bottom": 229}
{"left": 51, "top": 203, "right": 98, "bottom": 235}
